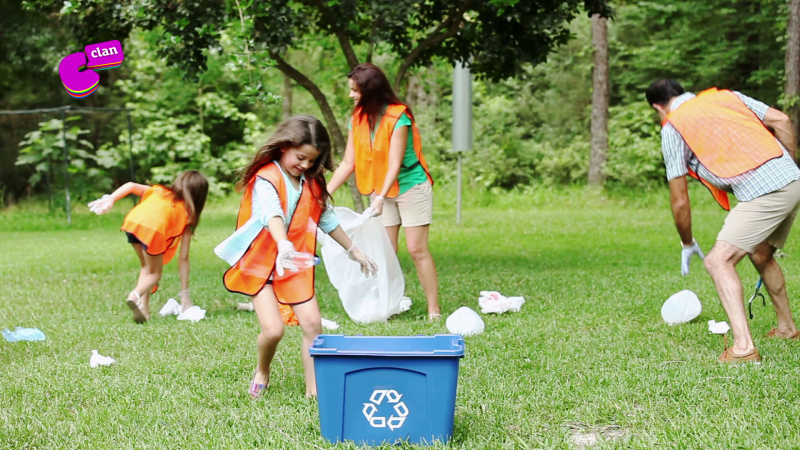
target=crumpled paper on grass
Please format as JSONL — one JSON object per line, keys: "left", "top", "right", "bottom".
{"left": 158, "top": 298, "right": 182, "bottom": 317}
{"left": 708, "top": 320, "right": 730, "bottom": 335}
{"left": 321, "top": 318, "right": 340, "bottom": 330}
{"left": 90, "top": 350, "right": 116, "bottom": 368}
{"left": 177, "top": 306, "right": 206, "bottom": 323}
{"left": 478, "top": 291, "right": 525, "bottom": 314}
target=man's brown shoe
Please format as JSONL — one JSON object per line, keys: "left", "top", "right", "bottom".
{"left": 765, "top": 328, "right": 800, "bottom": 339}
{"left": 718, "top": 348, "right": 762, "bottom": 364}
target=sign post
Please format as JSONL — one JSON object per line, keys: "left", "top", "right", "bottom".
{"left": 452, "top": 61, "right": 473, "bottom": 224}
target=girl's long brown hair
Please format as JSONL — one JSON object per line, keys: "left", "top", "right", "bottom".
{"left": 348, "top": 63, "right": 413, "bottom": 128}
{"left": 236, "top": 115, "right": 334, "bottom": 207}
{"left": 164, "top": 170, "right": 208, "bottom": 231}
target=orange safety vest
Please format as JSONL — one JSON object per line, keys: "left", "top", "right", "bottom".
{"left": 121, "top": 185, "right": 187, "bottom": 266}
{"left": 666, "top": 88, "right": 784, "bottom": 210}
{"left": 352, "top": 103, "right": 433, "bottom": 198}
{"left": 223, "top": 163, "right": 323, "bottom": 306}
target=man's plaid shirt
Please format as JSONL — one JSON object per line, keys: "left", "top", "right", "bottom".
{"left": 662, "top": 91, "right": 799, "bottom": 201}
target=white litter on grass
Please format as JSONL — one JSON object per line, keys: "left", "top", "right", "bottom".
{"left": 446, "top": 307, "right": 485, "bottom": 336}
{"left": 661, "top": 290, "right": 702, "bottom": 325}
{"left": 478, "top": 291, "right": 525, "bottom": 314}
{"left": 177, "top": 306, "right": 206, "bottom": 323}
{"left": 321, "top": 318, "right": 340, "bottom": 330}
{"left": 90, "top": 350, "right": 116, "bottom": 368}
{"left": 708, "top": 320, "right": 731, "bottom": 335}
{"left": 400, "top": 296, "right": 412, "bottom": 311}
{"left": 158, "top": 298, "right": 182, "bottom": 317}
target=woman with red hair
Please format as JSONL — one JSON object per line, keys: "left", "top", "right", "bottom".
{"left": 328, "top": 63, "right": 441, "bottom": 320}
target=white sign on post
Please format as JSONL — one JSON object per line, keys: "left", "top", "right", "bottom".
{"left": 452, "top": 61, "right": 473, "bottom": 224}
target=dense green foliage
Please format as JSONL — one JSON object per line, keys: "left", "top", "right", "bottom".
{"left": 0, "top": 0, "right": 790, "bottom": 206}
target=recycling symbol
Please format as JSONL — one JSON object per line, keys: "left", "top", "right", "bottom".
{"left": 362, "top": 389, "right": 409, "bottom": 431}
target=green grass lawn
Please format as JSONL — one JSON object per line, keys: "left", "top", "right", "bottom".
{"left": 2, "top": 185, "right": 800, "bottom": 449}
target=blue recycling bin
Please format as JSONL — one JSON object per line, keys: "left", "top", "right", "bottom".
{"left": 309, "top": 334, "right": 465, "bottom": 446}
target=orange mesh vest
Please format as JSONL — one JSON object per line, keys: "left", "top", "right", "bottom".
{"left": 666, "top": 88, "right": 783, "bottom": 210}
{"left": 352, "top": 103, "right": 433, "bottom": 198}
{"left": 223, "top": 163, "right": 323, "bottom": 306}
{"left": 121, "top": 185, "right": 187, "bottom": 265}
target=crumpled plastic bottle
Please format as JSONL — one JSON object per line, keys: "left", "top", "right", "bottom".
{"left": 2, "top": 327, "right": 46, "bottom": 342}
{"left": 291, "top": 252, "right": 321, "bottom": 270}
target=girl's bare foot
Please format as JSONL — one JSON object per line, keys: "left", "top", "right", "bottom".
{"left": 305, "top": 390, "right": 317, "bottom": 398}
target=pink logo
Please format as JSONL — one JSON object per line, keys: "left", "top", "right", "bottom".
{"left": 58, "top": 40, "right": 124, "bottom": 98}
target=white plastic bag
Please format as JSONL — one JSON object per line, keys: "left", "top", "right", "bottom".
{"left": 661, "top": 290, "right": 702, "bottom": 325}
{"left": 446, "top": 307, "right": 485, "bottom": 336}
{"left": 318, "top": 207, "right": 409, "bottom": 323}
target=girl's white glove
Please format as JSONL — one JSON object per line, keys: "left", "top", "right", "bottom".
{"left": 88, "top": 195, "right": 114, "bottom": 215}
{"left": 275, "top": 240, "right": 299, "bottom": 277}
{"left": 347, "top": 243, "right": 379, "bottom": 278}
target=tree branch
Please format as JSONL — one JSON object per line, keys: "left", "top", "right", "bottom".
{"left": 270, "top": 51, "right": 345, "bottom": 156}
{"left": 393, "top": 0, "right": 474, "bottom": 90}
{"left": 270, "top": 50, "right": 365, "bottom": 211}
{"left": 366, "top": 16, "right": 380, "bottom": 63}
{"left": 313, "top": 0, "right": 360, "bottom": 69}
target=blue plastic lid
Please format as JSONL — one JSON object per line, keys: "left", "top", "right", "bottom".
{"left": 309, "top": 334, "right": 465, "bottom": 357}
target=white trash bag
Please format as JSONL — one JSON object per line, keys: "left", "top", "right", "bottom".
{"left": 318, "top": 207, "right": 409, "bottom": 323}
{"left": 446, "top": 307, "right": 485, "bottom": 336}
{"left": 661, "top": 290, "right": 702, "bottom": 325}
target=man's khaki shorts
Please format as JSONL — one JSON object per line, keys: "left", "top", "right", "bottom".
{"left": 717, "top": 178, "right": 800, "bottom": 253}
{"left": 372, "top": 181, "right": 433, "bottom": 228}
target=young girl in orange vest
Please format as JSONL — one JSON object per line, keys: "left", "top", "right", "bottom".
{"left": 88, "top": 171, "right": 209, "bottom": 323}
{"left": 215, "top": 115, "right": 378, "bottom": 399}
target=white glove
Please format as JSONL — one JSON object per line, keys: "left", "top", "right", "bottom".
{"left": 370, "top": 196, "right": 385, "bottom": 217}
{"left": 275, "top": 240, "right": 299, "bottom": 277}
{"left": 681, "top": 239, "right": 705, "bottom": 276}
{"left": 87, "top": 194, "right": 114, "bottom": 215}
{"left": 347, "top": 243, "right": 379, "bottom": 277}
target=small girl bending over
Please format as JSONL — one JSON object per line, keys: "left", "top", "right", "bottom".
{"left": 88, "top": 171, "right": 209, "bottom": 323}
{"left": 216, "top": 115, "right": 377, "bottom": 398}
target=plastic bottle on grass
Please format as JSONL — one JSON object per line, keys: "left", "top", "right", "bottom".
{"left": 2, "top": 327, "right": 46, "bottom": 342}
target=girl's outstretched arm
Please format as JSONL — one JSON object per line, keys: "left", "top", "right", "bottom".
{"left": 109, "top": 182, "right": 149, "bottom": 201}
{"left": 326, "top": 226, "right": 353, "bottom": 251}
{"left": 267, "top": 216, "right": 289, "bottom": 241}
{"left": 88, "top": 182, "right": 150, "bottom": 215}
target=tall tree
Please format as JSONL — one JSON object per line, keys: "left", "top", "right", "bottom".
{"left": 282, "top": 73, "right": 292, "bottom": 120}
{"left": 589, "top": 12, "right": 609, "bottom": 186}
{"left": 787, "top": 0, "right": 800, "bottom": 151}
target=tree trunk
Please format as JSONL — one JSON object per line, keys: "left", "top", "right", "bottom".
{"left": 282, "top": 73, "right": 292, "bottom": 120}
{"left": 271, "top": 52, "right": 365, "bottom": 212}
{"left": 787, "top": 0, "right": 800, "bottom": 150}
{"left": 589, "top": 13, "right": 609, "bottom": 186}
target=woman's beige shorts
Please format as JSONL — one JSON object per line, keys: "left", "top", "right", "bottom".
{"left": 717, "top": 178, "right": 800, "bottom": 253}
{"left": 373, "top": 181, "right": 433, "bottom": 228}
